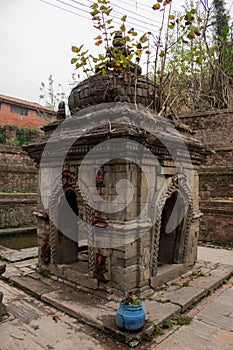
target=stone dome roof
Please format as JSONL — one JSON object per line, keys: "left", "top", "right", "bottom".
{"left": 68, "top": 73, "right": 156, "bottom": 115}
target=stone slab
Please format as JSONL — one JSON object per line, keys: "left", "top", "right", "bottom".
{"left": 155, "top": 286, "right": 206, "bottom": 311}
{"left": 41, "top": 288, "right": 116, "bottom": 329}
{"left": 198, "top": 246, "right": 233, "bottom": 266}
{"left": 150, "top": 264, "right": 187, "bottom": 289}
{"left": 154, "top": 319, "right": 233, "bottom": 350}
{"left": 13, "top": 258, "right": 38, "bottom": 268}
{"left": 0, "top": 246, "right": 38, "bottom": 262}
{"left": 189, "top": 275, "right": 225, "bottom": 290}
{"left": 143, "top": 299, "right": 181, "bottom": 325}
{"left": 2, "top": 264, "right": 22, "bottom": 279}
{"left": 209, "top": 264, "right": 233, "bottom": 279}
{"left": 11, "top": 276, "right": 58, "bottom": 297}
{"left": 0, "top": 280, "right": 26, "bottom": 303}
{"left": 196, "top": 286, "right": 233, "bottom": 331}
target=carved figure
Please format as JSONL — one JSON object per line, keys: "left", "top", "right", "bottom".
{"left": 57, "top": 101, "right": 66, "bottom": 120}
{"left": 41, "top": 239, "right": 51, "bottom": 264}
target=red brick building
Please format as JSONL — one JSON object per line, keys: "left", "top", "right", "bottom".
{"left": 0, "top": 94, "right": 56, "bottom": 129}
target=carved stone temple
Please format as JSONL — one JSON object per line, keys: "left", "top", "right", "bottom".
{"left": 25, "top": 55, "right": 208, "bottom": 294}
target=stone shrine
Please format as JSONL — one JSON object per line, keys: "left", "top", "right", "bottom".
{"left": 25, "top": 43, "right": 208, "bottom": 294}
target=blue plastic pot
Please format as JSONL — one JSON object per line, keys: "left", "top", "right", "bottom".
{"left": 116, "top": 299, "right": 145, "bottom": 331}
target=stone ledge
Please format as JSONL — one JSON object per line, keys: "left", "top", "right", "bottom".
{"left": 0, "top": 227, "right": 36, "bottom": 236}
{"left": 0, "top": 193, "right": 37, "bottom": 204}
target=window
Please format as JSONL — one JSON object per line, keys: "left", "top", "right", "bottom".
{"left": 10, "top": 104, "right": 28, "bottom": 116}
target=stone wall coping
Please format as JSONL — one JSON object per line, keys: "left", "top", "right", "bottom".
{"left": 179, "top": 108, "right": 233, "bottom": 119}
{"left": 201, "top": 199, "right": 233, "bottom": 204}
{"left": 0, "top": 192, "right": 37, "bottom": 197}
{"left": 199, "top": 166, "right": 233, "bottom": 173}
{"left": 0, "top": 193, "right": 37, "bottom": 204}
{"left": 0, "top": 145, "right": 27, "bottom": 153}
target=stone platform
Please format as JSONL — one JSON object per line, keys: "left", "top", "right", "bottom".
{"left": 0, "top": 246, "right": 233, "bottom": 347}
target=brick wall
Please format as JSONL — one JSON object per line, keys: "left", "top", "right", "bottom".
{"left": 179, "top": 109, "right": 233, "bottom": 149}
{"left": 0, "top": 145, "right": 37, "bottom": 192}
{"left": 0, "top": 193, "right": 37, "bottom": 229}
{"left": 180, "top": 109, "right": 233, "bottom": 243}
{"left": 0, "top": 100, "right": 55, "bottom": 129}
{"left": 0, "top": 145, "right": 38, "bottom": 231}
{"left": 200, "top": 200, "right": 233, "bottom": 244}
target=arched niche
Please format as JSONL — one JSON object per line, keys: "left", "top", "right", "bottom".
{"left": 150, "top": 174, "right": 193, "bottom": 277}
{"left": 158, "top": 191, "right": 186, "bottom": 265}
{"left": 56, "top": 187, "right": 79, "bottom": 264}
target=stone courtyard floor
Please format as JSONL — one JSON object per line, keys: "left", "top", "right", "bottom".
{"left": 0, "top": 245, "right": 232, "bottom": 349}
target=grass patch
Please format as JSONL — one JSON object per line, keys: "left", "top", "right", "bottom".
{"left": 163, "top": 314, "right": 193, "bottom": 329}
{"left": 177, "top": 315, "right": 192, "bottom": 326}
{"left": 182, "top": 281, "right": 190, "bottom": 287}
{"left": 39, "top": 269, "right": 51, "bottom": 277}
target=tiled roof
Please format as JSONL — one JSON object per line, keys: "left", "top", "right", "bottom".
{"left": 0, "top": 94, "right": 56, "bottom": 115}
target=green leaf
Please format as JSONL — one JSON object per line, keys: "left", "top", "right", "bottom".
{"left": 81, "top": 50, "right": 88, "bottom": 56}
{"left": 71, "top": 57, "right": 78, "bottom": 64}
{"left": 71, "top": 45, "right": 81, "bottom": 53}
{"left": 120, "top": 24, "right": 126, "bottom": 32}
{"left": 140, "top": 34, "right": 147, "bottom": 43}
{"left": 121, "top": 15, "right": 127, "bottom": 22}
{"left": 95, "top": 40, "right": 103, "bottom": 46}
{"left": 98, "top": 54, "right": 106, "bottom": 60}
{"left": 159, "top": 50, "right": 166, "bottom": 57}
{"left": 105, "top": 8, "right": 112, "bottom": 15}
{"left": 187, "top": 31, "right": 195, "bottom": 40}
{"left": 196, "top": 56, "right": 203, "bottom": 64}
{"left": 90, "top": 9, "right": 99, "bottom": 16}
{"left": 100, "top": 5, "right": 108, "bottom": 11}
{"left": 91, "top": 3, "right": 98, "bottom": 9}
{"left": 75, "top": 63, "right": 83, "bottom": 69}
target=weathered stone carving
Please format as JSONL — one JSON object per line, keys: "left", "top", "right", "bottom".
{"left": 57, "top": 101, "right": 66, "bottom": 120}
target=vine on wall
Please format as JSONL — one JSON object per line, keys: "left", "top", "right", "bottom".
{"left": 0, "top": 126, "right": 39, "bottom": 147}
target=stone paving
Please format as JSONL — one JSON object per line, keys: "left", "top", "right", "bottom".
{"left": 151, "top": 279, "right": 233, "bottom": 350}
{"left": 0, "top": 246, "right": 232, "bottom": 349}
{"left": 0, "top": 280, "right": 127, "bottom": 350}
